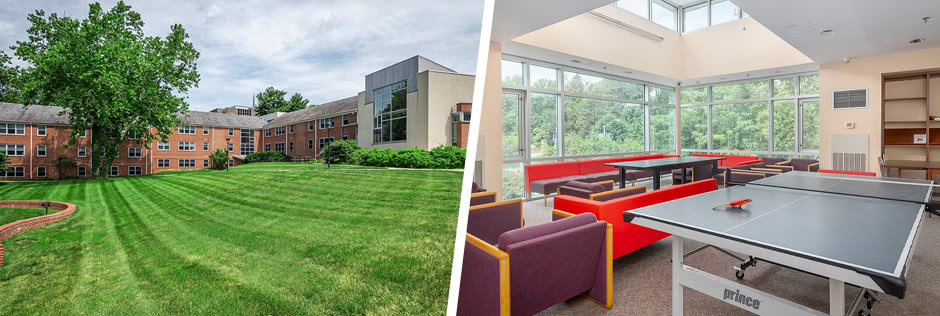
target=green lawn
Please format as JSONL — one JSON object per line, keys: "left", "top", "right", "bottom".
{"left": 0, "top": 208, "right": 47, "bottom": 226}
{"left": 0, "top": 163, "right": 461, "bottom": 315}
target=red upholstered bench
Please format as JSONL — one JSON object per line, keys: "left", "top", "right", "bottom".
{"left": 554, "top": 179, "right": 718, "bottom": 259}
{"left": 525, "top": 154, "right": 678, "bottom": 205}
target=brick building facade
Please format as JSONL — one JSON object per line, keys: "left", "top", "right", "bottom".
{"left": 261, "top": 96, "right": 358, "bottom": 159}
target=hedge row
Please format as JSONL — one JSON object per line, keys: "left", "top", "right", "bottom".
{"left": 320, "top": 140, "right": 465, "bottom": 169}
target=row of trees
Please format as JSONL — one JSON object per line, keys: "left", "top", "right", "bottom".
{"left": 253, "top": 87, "right": 313, "bottom": 116}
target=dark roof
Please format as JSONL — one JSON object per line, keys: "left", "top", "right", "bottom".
{"left": 0, "top": 102, "right": 267, "bottom": 129}
{"left": 264, "top": 96, "right": 358, "bottom": 128}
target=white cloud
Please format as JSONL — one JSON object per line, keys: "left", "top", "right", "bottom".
{"left": 0, "top": 0, "right": 483, "bottom": 111}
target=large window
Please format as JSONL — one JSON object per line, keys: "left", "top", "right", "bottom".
{"left": 0, "top": 123, "right": 25, "bottom": 135}
{"left": 0, "top": 144, "right": 25, "bottom": 156}
{"left": 564, "top": 97, "right": 644, "bottom": 156}
{"left": 710, "top": 0, "right": 741, "bottom": 25}
{"left": 651, "top": 0, "right": 677, "bottom": 31}
{"left": 501, "top": 60, "right": 524, "bottom": 86}
{"left": 529, "top": 93, "right": 559, "bottom": 158}
{"left": 240, "top": 129, "right": 255, "bottom": 155}
{"left": 650, "top": 106, "right": 675, "bottom": 150}
{"left": 616, "top": 0, "right": 649, "bottom": 19}
{"left": 373, "top": 80, "right": 407, "bottom": 143}
{"left": 618, "top": 0, "right": 749, "bottom": 34}
{"left": 502, "top": 92, "right": 522, "bottom": 157}
{"left": 683, "top": 2, "right": 708, "bottom": 32}
{"left": 679, "top": 74, "right": 820, "bottom": 156}
{"left": 529, "top": 65, "right": 558, "bottom": 90}
{"left": 564, "top": 71, "right": 644, "bottom": 101}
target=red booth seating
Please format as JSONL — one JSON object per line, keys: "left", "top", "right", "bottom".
{"left": 524, "top": 154, "right": 678, "bottom": 205}
{"left": 554, "top": 179, "right": 718, "bottom": 259}
{"left": 818, "top": 169, "right": 876, "bottom": 177}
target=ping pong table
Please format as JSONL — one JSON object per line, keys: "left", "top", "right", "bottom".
{"left": 623, "top": 171, "right": 936, "bottom": 316}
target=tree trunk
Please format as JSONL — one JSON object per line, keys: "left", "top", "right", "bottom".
{"left": 91, "top": 125, "right": 120, "bottom": 178}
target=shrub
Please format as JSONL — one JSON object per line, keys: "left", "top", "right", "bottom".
{"left": 429, "top": 145, "right": 466, "bottom": 169}
{"left": 357, "top": 148, "right": 397, "bottom": 167}
{"left": 393, "top": 148, "right": 435, "bottom": 169}
{"left": 320, "top": 140, "right": 359, "bottom": 164}
{"left": 243, "top": 151, "right": 291, "bottom": 163}
{"left": 209, "top": 148, "right": 229, "bottom": 170}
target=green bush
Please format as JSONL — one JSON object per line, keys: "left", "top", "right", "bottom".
{"left": 242, "top": 151, "right": 291, "bottom": 163}
{"left": 320, "top": 140, "right": 359, "bottom": 164}
{"left": 209, "top": 148, "right": 229, "bottom": 170}
{"left": 358, "top": 148, "right": 397, "bottom": 167}
{"left": 394, "top": 148, "right": 435, "bottom": 169}
{"left": 429, "top": 145, "right": 466, "bottom": 169}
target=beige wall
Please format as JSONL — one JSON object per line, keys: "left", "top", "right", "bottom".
{"left": 511, "top": 6, "right": 811, "bottom": 81}
{"left": 480, "top": 41, "right": 505, "bottom": 199}
{"left": 357, "top": 91, "right": 419, "bottom": 150}
{"left": 819, "top": 47, "right": 940, "bottom": 175}
{"left": 425, "top": 71, "right": 476, "bottom": 148}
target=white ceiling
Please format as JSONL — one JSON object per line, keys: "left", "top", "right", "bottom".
{"left": 491, "top": 0, "right": 617, "bottom": 42}
{"left": 733, "top": 0, "right": 940, "bottom": 64}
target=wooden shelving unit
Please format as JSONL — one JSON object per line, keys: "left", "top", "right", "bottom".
{"left": 881, "top": 68, "right": 940, "bottom": 179}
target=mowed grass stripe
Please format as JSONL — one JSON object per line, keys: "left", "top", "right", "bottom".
{"left": 0, "top": 163, "right": 460, "bottom": 314}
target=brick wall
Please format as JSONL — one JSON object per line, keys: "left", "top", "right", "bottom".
{"left": 262, "top": 112, "right": 358, "bottom": 159}
{"left": 0, "top": 124, "right": 92, "bottom": 179}
{"left": 0, "top": 200, "right": 77, "bottom": 265}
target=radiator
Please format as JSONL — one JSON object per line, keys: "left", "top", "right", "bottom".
{"left": 831, "top": 134, "right": 869, "bottom": 172}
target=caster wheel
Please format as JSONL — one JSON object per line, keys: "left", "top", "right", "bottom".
{"left": 735, "top": 270, "right": 745, "bottom": 279}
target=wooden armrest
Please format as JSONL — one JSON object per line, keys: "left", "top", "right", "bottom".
{"left": 592, "top": 180, "right": 615, "bottom": 186}
{"left": 589, "top": 185, "right": 647, "bottom": 200}
{"left": 552, "top": 209, "right": 576, "bottom": 218}
{"left": 470, "top": 191, "right": 497, "bottom": 198}
{"left": 775, "top": 161, "right": 792, "bottom": 166}
{"left": 751, "top": 167, "right": 783, "bottom": 173}
{"left": 808, "top": 162, "right": 820, "bottom": 171}
{"left": 464, "top": 233, "right": 510, "bottom": 315}
{"left": 772, "top": 165, "right": 795, "bottom": 171}
{"left": 730, "top": 171, "right": 768, "bottom": 178}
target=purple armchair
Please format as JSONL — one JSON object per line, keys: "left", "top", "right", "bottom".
{"left": 557, "top": 180, "right": 647, "bottom": 202}
{"left": 457, "top": 208, "right": 613, "bottom": 316}
{"left": 725, "top": 161, "right": 786, "bottom": 186}
{"left": 467, "top": 200, "right": 524, "bottom": 245}
{"left": 775, "top": 158, "right": 820, "bottom": 172}
{"left": 469, "top": 182, "right": 497, "bottom": 206}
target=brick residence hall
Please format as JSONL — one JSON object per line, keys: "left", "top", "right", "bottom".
{"left": 0, "top": 56, "right": 473, "bottom": 179}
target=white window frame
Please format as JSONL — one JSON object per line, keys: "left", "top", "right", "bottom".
{"left": 228, "top": 128, "right": 234, "bottom": 136}
{"left": 308, "top": 139, "right": 314, "bottom": 149}
{"left": 1, "top": 166, "right": 26, "bottom": 177}
{"left": 109, "top": 166, "right": 119, "bottom": 176}
{"left": 203, "top": 159, "right": 209, "bottom": 168}
{"left": 203, "top": 126, "right": 209, "bottom": 135}
{"left": 228, "top": 143, "right": 234, "bottom": 152}
{"left": 0, "top": 123, "right": 26, "bottom": 135}
{"left": 78, "top": 146, "right": 87, "bottom": 157}
{"left": 203, "top": 142, "right": 209, "bottom": 152}
{"left": 0, "top": 144, "right": 25, "bottom": 156}
{"left": 128, "top": 147, "right": 142, "bottom": 158}
{"left": 78, "top": 166, "right": 87, "bottom": 177}
{"left": 178, "top": 125, "right": 196, "bottom": 135}
{"left": 308, "top": 121, "right": 314, "bottom": 131}
{"left": 78, "top": 128, "right": 87, "bottom": 138}
{"left": 158, "top": 159, "right": 170, "bottom": 168}
{"left": 37, "top": 166, "right": 47, "bottom": 178}
{"left": 178, "top": 141, "right": 196, "bottom": 152}
{"left": 37, "top": 145, "right": 47, "bottom": 157}
{"left": 128, "top": 166, "right": 142, "bottom": 176}
{"left": 37, "top": 125, "right": 47, "bottom": 136}
{"left": 158, "top": 141, "right": 170, "bottom": 151}
{"left": 178, "top": 159, "right": 196, "bottom": 168}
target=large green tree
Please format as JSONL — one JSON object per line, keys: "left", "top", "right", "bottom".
{"left": 12, "top": 1, "right": 200, "bottom": 178}
{"left": 0, "top": 48, "right": 20, "bottom": 103}
{"left": 254, "top": 87, "right": 309, "bottom": 115}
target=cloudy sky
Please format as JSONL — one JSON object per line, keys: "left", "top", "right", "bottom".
{"left": 0, "top": 0, "right": 483, "bottom": 111}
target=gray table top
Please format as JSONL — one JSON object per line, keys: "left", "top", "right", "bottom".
{"left": 604, "top": 156, "right": 725, "bottom": 169}
{"left": 626, "top": 172, "right": 930, "bottom": 277}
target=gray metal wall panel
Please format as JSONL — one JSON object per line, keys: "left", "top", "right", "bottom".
{"left": 364, "top": 56, "right": 419, "bottom": 104}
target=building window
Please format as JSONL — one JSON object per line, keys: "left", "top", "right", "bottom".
{"left": 228, "top": 143, "right": 234, "bottom": 152}
{"left": 289, "top": 125, "right": 294, "bottom": 134}
{"left": 203, "top": 159, "right": 209, "bottom": 168}
{"left": 342, "top": 114, "right": 350, "bottom": 125}
{"left": 178, "top": 159, "right": 196, "bottom": 168}
{"left": 228, "top": 159, "right": 234, "bottom": 167}
{"left": 37, "top": 145, "right": 47, "bottom": 157}
{"left": 37, "top": 166, "right": 47, "bottom": 178}
{"left": 240, "top": 129, "right": 255, "bottom": 155}
{"left": 308, "top": 139, "right": 314, "bottom": 150}
{"left": 37, "top": 125, "right": 46, "bottom": 136}
{"left": 650, "top": 0, "right": 678, "bottom": 31}
{"left": 128, "top": 147, "right": 142, "bottom": 158}
{"left": 274, "top": 142, "right": 285, "bottom": 152}
{"left": 109, "top": 166, "right": 118, "bottom": 176}
{"left": 308, "top": 121, "right": 314, "bottom": 131}
{"left": 203, "top": 126, "right": 209, "bottom": 135}
{"left": 373, "top": 80, "right": 407, "bottom": 143}
{"left": 265, "top": 129, "right": 271, "bottom": 137}
{"left": 0, "top": 144, "right": 25, "bottom": 156}
{"left": 203, "top": 142, "right": 209, "bottom": 151}
{"left": 178, "top": 125, "right": 196, "bottom": 134}
{"left": 288, "top": 141, "right": 293, "bottom": 151}
{"left": 78, "top": 129, "right": 87, "bottom": 138}
{"left": 265, "top": 143, "right": 271, "bottom": 151}
{"left": 78, "top": 146, "right": 87, "bottom": 157}
{"left": 78, "top": 166, "right": 87, "bottom": 177}
{"left": 274, "top": 126, "right": 285, "bottom": 136}
{"left": 178, "top": 142, "right": 195, "bottom": 152}
{"left": 319, "top": 117, "right": 335, "bottom": 129}
{"left": 342, "top": 135, "right": 348, "bottom": 140}
{"left": 1, "top": 166, "right": 25, "bottom": 177}
{"left": 158, "top": 159, "right": 170, "bottom": 168}
{"left": 128, "top": 166, "right": 142, "bottom": 176}
{"left": 158, "top": 141, "right": 170, "bottom": 150}
{"left": 319, "top": 137, "right": 335, "bottom": 150}
{"left": 0, "top": 123, "right": 26, "bottom": 135}
{"left": 228, "top": 128, "right": 234, "bottom": 136}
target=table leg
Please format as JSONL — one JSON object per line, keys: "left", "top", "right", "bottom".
{"left": 653, "top": 170, "right": 661, "bottom": 190}
{"left": 619, "top": 168, "right": 626, "bottom": 189}
{"left": 680, "top": 167, "right": 687, "bottom": 184}
{"left": 672, "top": 236, "right": 684, "bottom": 316}
{"left": 829, "top": 279, "right": 844, "bottom": 316}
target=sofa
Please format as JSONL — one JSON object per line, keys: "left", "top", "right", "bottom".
{"left": 469, "top": 182, "right": 497, "bottom": 206}
{"left": 773, "top": 158, "right": 820, "bottom": 172}
{"left": 525, "top": 154, "right": 678, "bottom": 205}
{"left": 554, "top": 179, "right": 718, "bottom": 259}
{"left": 672, "top": 154, "right": 758, "bottom": 183}
{"left": 458, "top": 203, "right": 613, "bottom": 315}
{"left": 557, "top": 180, "right": 647, "bottom": 202}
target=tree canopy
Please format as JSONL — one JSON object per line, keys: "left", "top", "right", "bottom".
{"left": 254, "top": 87, "right": 310, "bottom": 115}
{"left": 0, "top": 48, "right": 19, "bottom": 103}
{"left": 11, "top": 1, "right": 200, "bottom": 177}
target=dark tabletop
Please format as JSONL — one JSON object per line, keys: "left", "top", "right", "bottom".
{"left": 604, "top": 156, "right": 725, "bottom": 169}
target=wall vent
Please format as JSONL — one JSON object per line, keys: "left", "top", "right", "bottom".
{"left": 833, "top": 89, "right": 868, "bottom": 109}
{"left": 831, "top": 134, "right": 869, "bottom": 172}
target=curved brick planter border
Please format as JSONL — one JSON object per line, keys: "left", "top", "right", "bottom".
{"left": 0, "top": 201, "right": 77, "bottom": 265}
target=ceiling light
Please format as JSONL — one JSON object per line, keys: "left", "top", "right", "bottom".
{"left": 910, "top": 38, "right": 926, "bottom": 44}
{"left": 820, "top": 29, "right": 836, "bottom": 35}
